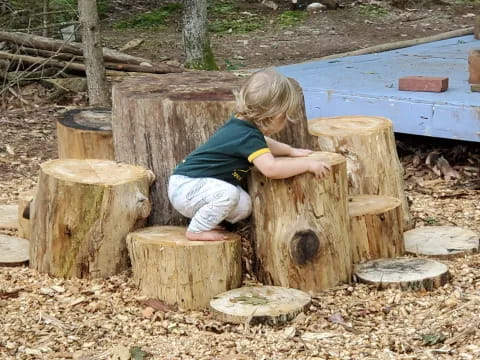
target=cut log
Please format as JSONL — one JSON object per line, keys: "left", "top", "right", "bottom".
{"left": 468, "top": 49, "right": 480, "bottom": 84}
{"left": 17, "top": 190, "right": 35, "bottom": 240}
{"left": 354, "top": 257, "right": 449, "bottom": 291}
{"left": 0, "top": 234, "right": 29, "bottom": 266}
{"left": 309, "top": 116, "right": 412, "bottom": 229}
{"left": 349, "top": 195, "right": 404, "bottom": 264}
{"left": 57, "top": 108, "right": 114, "bottom": 160}
{"left": 126, "top": 226, "right": 241, "bottom": 310}
{"left": 404, "top": 226, "right": 479, "bottom": 258}
{"left": 0, "top": 204, "right": 18, "bottom": 229}
{"left": 30, "top": 159, "right": 155, "bottom": 279}
{"left": 113, "top": 72, "right": 314, "bottom": 226}
{"left": 210, "top": 285, "right": 311, "bottom": 325}
{"left": 249, "top": 152, "right": 351, "bottom": 292}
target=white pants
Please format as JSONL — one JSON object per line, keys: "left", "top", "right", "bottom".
{"left": 168, "top": 175, "right": 252, "bottom": 233}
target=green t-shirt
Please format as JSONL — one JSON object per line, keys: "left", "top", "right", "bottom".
{"left": 173, "top": 117, "right": 270, "bottom": 185}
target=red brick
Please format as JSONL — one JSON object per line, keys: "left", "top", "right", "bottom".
{"left": 468, "top": 49, "right": 480, "bottom": 84}
{"left": 398, "top": 76, "right": 449, "bottom": 92}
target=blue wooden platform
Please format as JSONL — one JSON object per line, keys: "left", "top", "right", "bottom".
{"left": 276, "top": 35, "right": 480, "bottom": 143}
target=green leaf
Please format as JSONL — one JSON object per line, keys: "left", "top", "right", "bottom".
{"left": 421, "top": 333, "right": 446, "bottom": 346}
{"left": 130, "top": 346, "right": 148, "bottom": 360}
{"left": 230, "top": 295, "right": 269, "bottom": 305}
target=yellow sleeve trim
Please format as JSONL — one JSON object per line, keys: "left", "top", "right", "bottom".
{"left": 248, "top": 148, "right": 271, "bottom": 163}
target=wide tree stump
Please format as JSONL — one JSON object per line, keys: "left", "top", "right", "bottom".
{"left": 355, "top": 258, "right": 449, "bottom": 291}
{"left": 0, "top": 204, "right": 18, "bottom": 229}
{"left": 126, "top": 226, "right": 242, "bottom": 310}
{"left": 113, "top": 72, "right": 314, "bottom": 226}
{"left": 404, "top": 226, "right": 479, "bottom": 258}
{"left": 30, "top": 159, "right": 155, "bottom": 279}
{"left": 349, "top": 195, "right": 404, "bottom": 264}
{"left": 57, "top": 107, "right": 114, "bottom": 160}
{"left": 249, "top": 152, "right": 351, "bottom": 292}
{"left": 309, "top": 116, "right": 412, "bottom": 229}
{"left": 0, "top": 234, "right": 29, "bottom": 267}
{"left": 17, "top": 190, "right": 35, "bottom": 240}
{"left": 210, "top": 286, "right": 311, "bottom": 325}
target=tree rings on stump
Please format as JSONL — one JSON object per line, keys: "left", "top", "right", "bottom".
{"left": 210, "top": 286, "right": 311, "bottom": 325}
{"left": 0, "top": 234, "right": 29, "bottom": 266}
{"left": 404, "top": 226, "right": 479, "bottom": 258}
{"left": 0, "top": 204, "right": 18, "bottom": 229}
{"left": 354, "top": 257, "right": 449, "bottom": 291}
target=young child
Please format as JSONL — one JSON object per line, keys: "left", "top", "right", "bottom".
{"left": 168, "top": 68, "right": 330, "bottom": 241}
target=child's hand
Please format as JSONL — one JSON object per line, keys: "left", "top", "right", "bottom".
{"left": 289, "top": 147, "right": 314, "bottom": 157}
{"left": 308, "top": 160, "right": 331, "bottom": 178}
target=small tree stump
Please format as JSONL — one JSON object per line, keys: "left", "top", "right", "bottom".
{"left": 126, "top": 226, "right": 242, "bottom": 310}
{"left": 210, "top": 286, "right": 311, "bottom": 325}
{"left": 18, "top": 190, "right": 35, "bottom": 240}
{"left": 309, "top": 116, "right": 412, "bottom": 229}
{"left": 250, "top": 152, "right": 351, "bottom": 292}
{"left": 0, "top": 204, "right": 18, "bottom": 229}
{"left": 57, "top": 108, "right": 114, "bottom": 160}
{"left": 30, "top": 159, "right": 155, "bottom": 279}
{"left": 0, "top": 234, "right": 29, "bottom": 266}
{"left": 349, "top": 195, "right": 404, "bottom": 264}
{"left": 355, "top": 258, "right": 449, "bottom": 291}
{"left": 468, "top": 49, "right": 480, "bottom": 84}
{"left": 404, "top": 226, "right": 479, "bottom": 258}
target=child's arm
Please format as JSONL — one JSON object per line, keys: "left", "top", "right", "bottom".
{"left": 253, "top": 152, "right": 330, "bottom": 179}
{"left": 265, "top": 137, "right": 313, "bottom": 157}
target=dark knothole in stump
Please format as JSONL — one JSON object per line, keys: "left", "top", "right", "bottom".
{"left": 290, "top": 230, "right": 320, "bottom": 265}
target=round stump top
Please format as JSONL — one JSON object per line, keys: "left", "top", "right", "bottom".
{"left": 128, "top": 225, "right": 240, "bottom": 247}
{"left": 308, "top": 151, "right": 346, "bottom": 166}
{"left": 0, "top": 204, "right": 18, "bottom": 229}
{"left": 60, "top": 108, "right": 112, "bottom": 132}
{"left": 348, "top": 195, "right": 401, "bottom": 217}
{"left": 40, "top": 159, "right": 154, "bottom": 185}
{"left": 210, "top": 286, "right": 311, "bottom": 325}
{"left": 308, "top": 115, "right": 392, "bottom": 136}
{"left": 404, "top": 226, "right": 479, "bottom": 258}
{"left": 0, "top": 234, "right": 29, "bottom": 266}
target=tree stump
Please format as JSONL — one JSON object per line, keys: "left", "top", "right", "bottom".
{"left": 210, "top": 286, "right": 311, "bottom": 325}
{"left": 309, "top": 116, "right": 412, "bottom": 229}
{"left": 0, "top": 204, "right": 18, "bottom": 230}
{"left": 113, "top": 72, "right": 314, "bottom": 226}
{"left": 30, "top": 159, "right": 155, "bottom": 279}
{"left": 349, "top": 195, "right": 404, "bottom": 264}
{"left": 0, "top": 234, "right": 29, "bottom": 267}
{"left": 355, "top": 258, "right": 449, "bottom": 291}
{"left": 404, "top": 226, "right": 479, "bottom": 259}
{"left": 249, "top": 151, "right": 351, "bottom": 292}
{"left": 126, "top": 226, "right": 241, "bottom": 310}
{"left": 468, "top": 49, "right": 480, "bottom": 84}
{"left": 57, "top": 107, "right": 114, "bottom": 160}
{"left": 17, "top": 190, "right": 35, "bottom": 240}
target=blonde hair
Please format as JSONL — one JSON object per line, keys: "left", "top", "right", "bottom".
{"left": 234, "top": 68, "right": 301, "bottom": 133}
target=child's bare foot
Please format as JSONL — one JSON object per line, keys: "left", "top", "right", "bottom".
{"left": 186, "top": 230, "right": 226, "bottom": 241}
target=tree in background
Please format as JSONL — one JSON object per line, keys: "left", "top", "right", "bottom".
{"left": 182, "top": 0, "right": 218, "bottom": 70}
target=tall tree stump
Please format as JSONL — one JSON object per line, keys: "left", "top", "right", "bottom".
{"left": 30, "top": 159, "right": 155, "bottom": 279}
{"left": 349, "top": 195, "right": 404, "bottom": 264}
{"left": 112, "top": 72, "right": 314, "bottom": 226}
{"left": 57, "top": 108, "right": 114, "bottom": 160}
{"left": 17, "top": 190, "right": 35, "bottom": 240}
{"left": 249, "top": 152, "right": 351, "bottom": 292}
{"left": 309, "top": 116, "right": 412, "bottom": 229}
{"left": 126, "top": 226, "right": 241, "bottom": 310}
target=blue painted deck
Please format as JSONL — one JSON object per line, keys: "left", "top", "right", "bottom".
{"left": 276, "top": 35, "right": 480, "bottom": 142}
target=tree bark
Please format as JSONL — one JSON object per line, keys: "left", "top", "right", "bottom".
{"left": 249, "top": 152, "right": 351, "bottom": 292}
{"left": 42, "top": 0, "right": 49, "bottom": 38}
{"left": 30, "top": 159, "right": 155, "bottom": 279}
{"left": 126, "top": 226, "right": 242, "bottom": 310}
{"left": 182, "top": 0, "right": 218, "bottom": 70}
{"left": 78, "top": 0, "right": 109, "bottom": 106}
{"left": 18, "top": 190, "right": 35, "bottom": 240}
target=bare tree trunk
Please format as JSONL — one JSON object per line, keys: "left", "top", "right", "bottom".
{"left": 182, "top": 0, "right": 218, "bottom": 70}
{"left": 42, "top": 0, "right": 49, "bottom": 38}
{"left": 78, "top": 0, "right": 109, "bottom": 106}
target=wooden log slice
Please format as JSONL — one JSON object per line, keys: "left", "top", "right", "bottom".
{"left": 250, "top": 151, "right": 351, "bottom": 292}
{"left": 349, "top": 195, "right": 404, "bottom": 264}
{"left": 309, "top": 116, "right": 412, "bottom": 229}
{"left": 0, "top": 204, "right": 18, "bottom": 229}
{"left": 404, "top": 226, "right": 479, "bottom": 258}
{"left": 0, "top": 234, "right": 29, "bottom": 266}
{"left": 126, "top": 226, "right": 242, "bottom": 310}
{"left": 355, "top": 257, "right": 449, "bottom": 291}
{"left": 210, "top": 285, "right": 311, "bottom": 325}
{"left": 113, "top": 72, "right": 314, "bottom": 226}
{"left": 17, "top": 190, "right": 35, "bottom": 240}
{"left": 30, "top": 159, "right": 155, "bottom": 279}
{"left": 57, "top": 107, "right": 114, "bottom": 160}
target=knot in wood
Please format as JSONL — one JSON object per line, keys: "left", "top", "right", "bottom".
{"left": 290, "top": 230, "right": 320, "bottom": 265}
